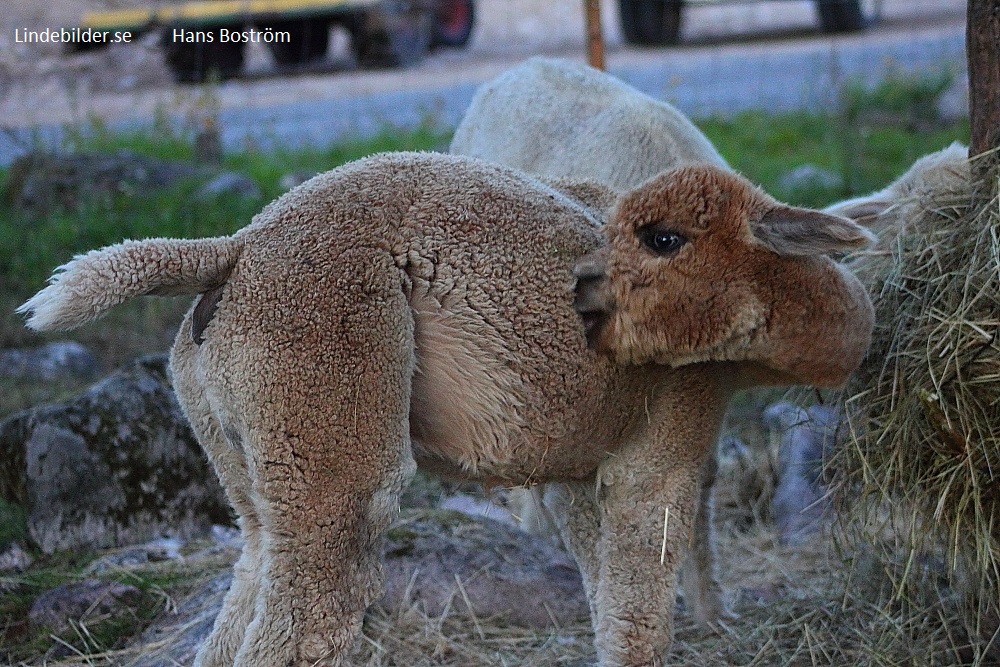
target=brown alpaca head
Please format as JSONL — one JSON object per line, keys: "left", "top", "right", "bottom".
{"left": 575, "top": 165, "right": 875, "bottom": 388}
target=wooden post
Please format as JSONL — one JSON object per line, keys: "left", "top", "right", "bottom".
{"left": 966, "top": 0, "right": 1000, "bottom": 186}
{"left": 585, "top": 0, "right": 605, "bottom": 70}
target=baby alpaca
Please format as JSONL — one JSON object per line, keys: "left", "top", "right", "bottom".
{"left": 21, "top": 152, "right": 873, "bottom": 667}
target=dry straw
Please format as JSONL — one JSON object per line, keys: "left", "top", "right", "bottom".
{"left": 833, "top": 150, "right": 1000, "bottom": 662}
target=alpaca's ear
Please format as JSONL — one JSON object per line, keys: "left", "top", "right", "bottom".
{"left": 824, "top": 199, "right": 893, "bottom": 225}
{"left": 753, "top": 205, "right": 876, "bottom": 256}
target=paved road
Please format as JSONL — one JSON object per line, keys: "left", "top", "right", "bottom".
{"left": 0, "top": 7, "right": 966, "bottom": 166}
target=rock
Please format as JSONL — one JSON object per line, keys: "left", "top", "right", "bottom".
{"left": 195, "top": 171, "right": 262, "bottom": 200}
{"left": 29, "top": 579, "right": 142, "bottom": 632}
{"left": 130, "top": 570, "right": 232, "bottom": 667}
{"left": 382, "top": 509, "right": 587, "bottom": 627}
{"left": 0, "top": 341, "right": 101, "bottom": 382}
{"left": 778, "top": 163, "right": 843, "bottom": 194}
{"left": 144, "top": 536, "right": 185, "bottom": 560}
{"left": 129, "top": 509, "right": 589, "bottom": 665}
{"left": 84, "top": 538, "right": 184, "bottom": 574}
{"left": 0, "top": 543, "right": 33, "bottom": 572}
{"left": 3, "top": 151, "right": 200, "bottom": 212}
{"left": 0, "top": 354, "right": 232, "bottom": 553}
{"left": 763, "top": 401, "right": 841, "bottom": 544}
{"left": 2, "top": 151, "right": 258, "bottom": 213}
{"left": 85, "top": 547, "right": 150, "bottom": 574}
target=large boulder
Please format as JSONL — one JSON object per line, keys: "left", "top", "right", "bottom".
{"left": 0, "top": 354, "right": 231, "bottom": 553}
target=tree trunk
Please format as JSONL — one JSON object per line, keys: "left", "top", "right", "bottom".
{"left": 967, "top": 0, "right": 1000, "bottom": 190}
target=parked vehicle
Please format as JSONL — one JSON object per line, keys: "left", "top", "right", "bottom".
{"left": 72, "top": 0, "right": 475, "bottom": 83}
{"left": 618, "top": 0, "right": 883, "bottom": 46}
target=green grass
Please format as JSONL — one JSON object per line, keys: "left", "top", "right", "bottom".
{"left": 0, "top": 499, "right": 27, "bottom": 548}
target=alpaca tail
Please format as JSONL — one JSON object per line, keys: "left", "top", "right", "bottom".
{"left": 18, "top": 236, "right": 244, "bottom": 331}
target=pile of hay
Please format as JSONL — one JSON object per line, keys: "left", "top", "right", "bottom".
{"left": 834, "top": 153, "right": 1000, "bottom": 660}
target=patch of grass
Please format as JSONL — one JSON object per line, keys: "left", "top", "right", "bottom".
{"left": 841, "top": 69, "right": 955, "bottom": 129}
{"left": 1, "top": 551, "right": 97, "bottom": 664}
{"left": 0, "top": 547, "right": 227, "bottom": 666}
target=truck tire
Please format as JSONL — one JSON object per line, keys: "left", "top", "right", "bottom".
{"left": 351, "top": 3, "right": 433, "bottom": 68}
{"left": 817, "top": 0, "right": 882, "bottom": 32}
{"left": 260, "top": 19, "right": 331, "bottom": 65}
{"left": 619, "top": 0, "right": 682, "bottom": 46}
{"left": 431, "top": 0, "right": 475, "bottom": 49}
{"left": 162, "top": 29, "right": 245, "bottom": 83}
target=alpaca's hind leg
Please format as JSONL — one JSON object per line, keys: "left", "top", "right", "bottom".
{"left": 544, "top": 480, "right": 603, "bottom": 620}
{"left": 229, "top": 261, "right": 416, "bottom": 667}
{"left": 680, "top": 449, "right": 736, "bottom": 627}
{"left": 171, "top": 325, "right": 263, "bottom": 667}
{"left": 509, "top": 485, "right": 562, "bottom": 543}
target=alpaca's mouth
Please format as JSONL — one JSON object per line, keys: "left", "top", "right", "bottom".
{"left": 573, "top": 281, "right": 610, "bottom": 348}
{"left": 573, "top": 252, "right": 611, "bottom": 349}
{"left": 578, "top": 308, "right": 607, "bottom": 347}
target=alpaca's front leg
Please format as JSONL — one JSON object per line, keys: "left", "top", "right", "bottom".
{"left": 593, "top": 463, "right": 702, "bottom": 667}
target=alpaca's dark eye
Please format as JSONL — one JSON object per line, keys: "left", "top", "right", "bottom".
{"left": 640, "top": 227, "right": 687, "bottom": 255}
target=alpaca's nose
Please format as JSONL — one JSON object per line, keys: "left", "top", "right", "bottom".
{"left": 573, "top": 254, "right": 606, "bottom": 282}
